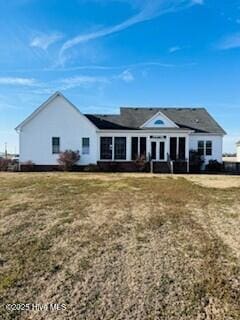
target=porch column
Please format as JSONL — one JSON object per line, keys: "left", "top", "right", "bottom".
{"left": 146, "top": 136, "right": 151, "bottom": 160}
{"left": 176, "top": 137, "right": 179, "bottom": 159}
{"left": 185, "top": 135, "right": 190, "bottom": 172}
{"left": 166, "top": 136, "right": 170, "bottom": 160}
{"left": 126, "top": 136, "right": 131, "bottom": 161}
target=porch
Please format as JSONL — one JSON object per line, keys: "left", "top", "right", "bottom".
{"left": 97, "top": 131, "right": 191, "bottom": 173}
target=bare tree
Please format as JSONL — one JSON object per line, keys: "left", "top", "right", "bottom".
{"left": 58, "top": 150, "right": 80, "bottom": 171}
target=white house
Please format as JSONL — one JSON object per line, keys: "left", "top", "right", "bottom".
{"left": 15, "top": 92, "right": 226, "bottom": 172}
{"left": 237, "top": 140, "right": 240, "bottom": 162}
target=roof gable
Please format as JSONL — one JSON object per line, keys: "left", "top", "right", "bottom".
{"left": 15, "top": 91, "right": 97, "bottom": 131}
{"left": 140, "top": 111, "right": 178, "bottom": 128}
{"left": 15, "top": 91, "right": 226, "bottom": 135}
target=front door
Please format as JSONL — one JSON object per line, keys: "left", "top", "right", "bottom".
{"left": 151, "top": 140, "right": 166, "bottom": 161}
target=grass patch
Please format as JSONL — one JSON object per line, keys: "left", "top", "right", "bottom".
{"left": 0, "top": 173, "right": 239, "bottom": 319}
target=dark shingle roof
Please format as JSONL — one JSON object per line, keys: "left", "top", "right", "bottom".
{"left": 85, "top": 107, "right": 226, "bottom": 134}
{"left": 85, "top": 114, "right": 134, "bottom": 130}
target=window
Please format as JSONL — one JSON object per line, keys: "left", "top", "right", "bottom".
{"left": 114, "top": 137, "right": 126, "bottom": 160}
{"left": 151, "top": 142, "right": 156, "bottom": 160}
{"left": 131, "top": 137, "right": 146, "bottom": 160}
{"left": 198, "top": 141, "right": 204, "bottom": 156}
{"left": 206, "top": 141, "right": 212, "bottom": 156}
{"left": 100, "top": 137, "right": 112, "bottom": 160}
{"left": 140, "top": 137, "right": 146, "bottom": 159}
{"left": 159, "top": 142, "right": 165, "bottom": 160}
{"left": 52, "top": 137, "right": 60, "bottom": 154}
{"left": 170, "top": 137, "right": 177, "bottom": 160}
{"left": 82, "top": 138, "right": 90, "bottom": 155}
{"left": 179, "top": 137, "right": 186, "bottom": 160}
{"left": 197, "top": 140, "right": 212, "bottom": 156}
{"left": 131, "top": 137, "right": 138, "bottom": 160}
{"left": 154, "top": 119, "right": 164, "bottom": 125}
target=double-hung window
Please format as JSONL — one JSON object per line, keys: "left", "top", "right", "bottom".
{"left": 82, "top": 137, "right": 90, "bottom": 155}
{"left": 198, "top": 140, "right": 212, "bottom": 156}
{"left": 206, "top": 141, "right": 212, "bottom": 156}
{"left": 52, "top": 137, "right": 60, "bottom": 154}
{"left": 198, "top": 141, "right": 205, "bottom": 156}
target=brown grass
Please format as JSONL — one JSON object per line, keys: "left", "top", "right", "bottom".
{"left": 0, "top": 173, "right": 239, "bottom": 320}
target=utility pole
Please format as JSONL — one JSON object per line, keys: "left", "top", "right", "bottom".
{"left": 4, "top": 142, "right": 7, "bottom": 159}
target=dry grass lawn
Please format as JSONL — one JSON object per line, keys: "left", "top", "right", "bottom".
{"left": 0, "top": 173, "right": 239, "bottom": 319}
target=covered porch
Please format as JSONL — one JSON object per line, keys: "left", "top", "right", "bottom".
{"left": 97, "top": 129, "right": 192, "bottom": 173}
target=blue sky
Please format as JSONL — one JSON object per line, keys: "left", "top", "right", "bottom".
{"left": 0, "top": 0, "right": 240, "bottom": 153}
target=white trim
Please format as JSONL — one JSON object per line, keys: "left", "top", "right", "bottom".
{"left": 140, "top": 111, "right": 179, "bottom": 129}
{"left": 190, "top": 132, "right": 225, "bottom": 136}
{"left": 15, "top": 91, "right": 98, "bottom": 132}
{"left": 97, "top": 129, "right": 193, "bottom": 134}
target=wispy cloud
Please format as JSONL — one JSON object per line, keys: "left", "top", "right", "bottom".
{"left": 59, "top": 0, "right": 202, "bottom": 64}
{"left": 30, "top": 32, "right": 63, "bottom": 50}
{"left": 169, "top": 46, "right": 182, "bottom": 53}
{"left": 217, "top": 33, "right": 240, "bottom": 50}
{"left": 58, "top": 75, "right": 109, "bottom": 90}
{"left": 117, "top": 70, "right": 134, "bottom": 82}
{"left": 0, "top": 77, "right": 36, "bottom": 86}
{"left": 47, "top": 61, "right": 176, "bottom": 72}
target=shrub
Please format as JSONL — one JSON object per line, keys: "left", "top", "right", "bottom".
{"left": 21, "top": 161, "right": 35, "bottom": 172}
{"left": 58, "top": 150, "right": 80, "bottom": 171}
{"left": 206, "top": 160, "right": 222, "bottom": 172}
{"left": 0, "top": 158, "right": 11, "bottom": 171}
{"left": 135, "top": 155, "right": 148, "bottom": 172}
{"left": 189, "top": 150, "right": 204, "bottom": 173}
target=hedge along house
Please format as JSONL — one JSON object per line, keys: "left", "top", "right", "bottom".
{"left": 15, "top": 92, "right": 226, "bottom": 172}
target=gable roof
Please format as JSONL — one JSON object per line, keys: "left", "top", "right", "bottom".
{"left": 85, "top": 107, "right": 226, "bottom": 134}
{"left": 15, "top": 91, "right": 97, "bottom": 131}
{"left": 15, "top": 91, "right": 226, "bottom": 135}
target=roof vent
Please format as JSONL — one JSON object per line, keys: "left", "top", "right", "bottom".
{"left": 134, "top": 108, "right": 138, "bottom": 111}
{"left": 195, "top": 119, "right": 199, "bottom": 123}
{"left": 192, "top": 108, "right": 196, "bottom": 111}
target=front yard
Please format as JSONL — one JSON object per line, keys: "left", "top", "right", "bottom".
{"left": 0, "top": 173, "right": 239, "bottom": 319}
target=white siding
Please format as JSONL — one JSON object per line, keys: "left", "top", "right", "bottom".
{"left": 19, "top": 95, "right": 97, "bottom": 165}
{"left": 237, "top": 144, "right": 240, "bottom": 162}
{"left": 189, "top": 134, "right": 223, "bottom": 163}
